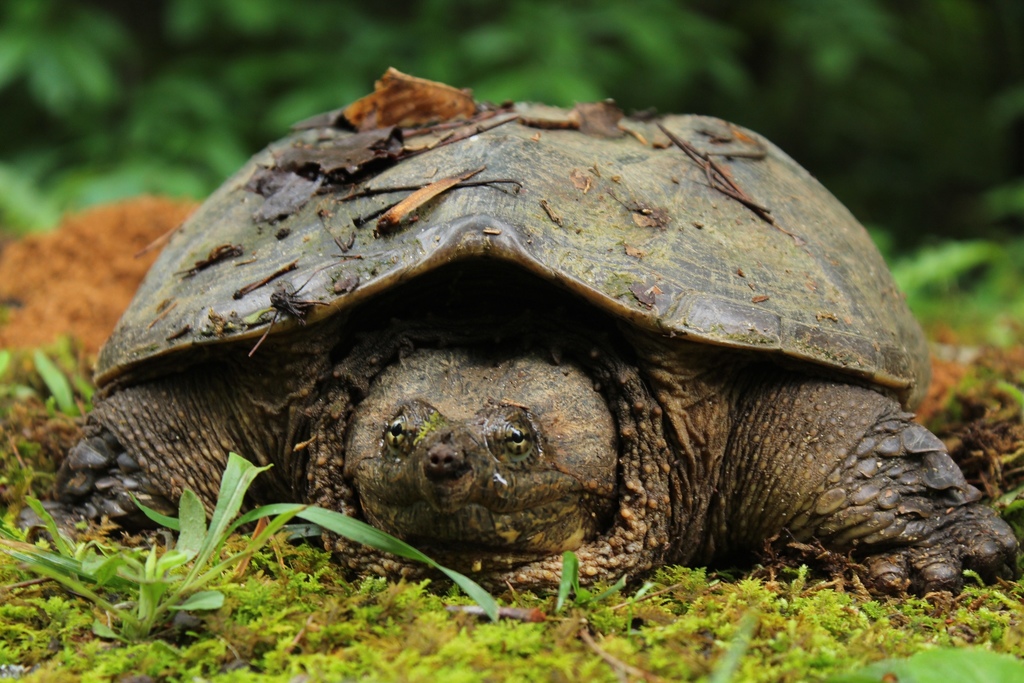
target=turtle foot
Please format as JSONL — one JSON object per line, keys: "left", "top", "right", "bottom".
{"left": 796, "top": 413, "right": 1020, "bottom": 594}
{"left": 863, "top": 504, "right": 1019, "bottom": 594}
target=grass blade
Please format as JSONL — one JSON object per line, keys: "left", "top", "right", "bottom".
{"left": 132, "top": 495, "right": 180, "bottom": 530}
{"left": 24, "top": 497, "right": 75, "bottom": 557}
{"left": 709, "top": 612, "right": 758, "bottom": 683}
{"left": 287, "top": 505, "right": 499, "bottom": 621}
{"left": 0, "top": 539, "right": 86, "bottom": 578}
{"left": 170, "top": 590, "right": 224, "bottom": 611}
{"left": 556, "top": 551, "right": 579, "bottom": 612}
{"left": 188, "top": 453, "right": 269, "bottom": 579}
{"left": 32, "top": 350, "right": 77, "bottom": 416}
{"left": 235, "top": 503, "right": 499, "bottom": 620}
{"left": 584, "top": 574, "right": 627, "bottom": 605}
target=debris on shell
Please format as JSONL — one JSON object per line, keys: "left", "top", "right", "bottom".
{"left": 570, "top": 168, "right": 592, "bottom": 193}
{"left": 631, "top": 207, "right": 669, "bottom": 229}
{"left": 165, "top": 324, "right": 191, "bottom": 341}
{"left": 520, "top": 100, "right": 624, "bottom": 138}
{"left": 630, "top": 283, "right": 662, "bottom": 308}
{"left": 611, "top": 193, "right": 669, "bottom": 229}
{"left": 274, "top": 127, "right": 404, "bottom": 179}
{"left": 518, "top": 104, "right": 579, "bottom": 130}
{"left": 539, "top": 199, "right": 564, "bottom": 227}
{"left": 569, "top": 100, "right": 624, "bottom": 138}
{"left": 247, "top": 170, "right": 323, "bottom": 222}
{"left": 179, "top": 244, "right": 244, "bottom": 277}
{"left": 341, "top": 67, "right": 477, "bottom": 131}
{"left": 333, "top": 273, "right": 360, "bottom": 294}
{"left": 375, "top": 167, "right": 485, "bottom": 236}
{"left": 624, "top": 244, "right": 645, "bottom": 259}
{"left": 233, "top": 260, "right": 299, "bottom": 300}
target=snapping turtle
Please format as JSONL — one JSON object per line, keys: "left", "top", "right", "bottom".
{"left": 55, "top": 70, "right": 1017, "bottom": 594}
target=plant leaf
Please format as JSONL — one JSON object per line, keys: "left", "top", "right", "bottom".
{"left": 25, "top": 497, "right": 75, "bottom": 557}
{"left": 282, "top": 505, "right": 499, "bottom": 622}
{"left": 91, "top": 620, "right": 124, "bottom": 642}
{"left": 582, "top": 573, "right": 627, "bottom": 606}
{"left": 556, "top": 551, "right": 579, "bottom": 612}
{"left": 132, "top": 495, "right": 180, "bottom": 531}
{"left": 828, "top": 648, "right": 1024, "bottom": 683}
{"left": 154, "top": 549, "right": 192, "bottom": 575}
{"left": 170, "top": 590, "right": 224, "bottom": 611}
{"left": 709, "top": 612, "right": 758, "bottom": 683}
{"left": 0, "top": 539, "right": 84, "bottom": 579}
{"left": 32, "top": 350, "right": 78, "bottom": 416}
{"left": 175, "top": 489, "right": 206, "bottom": 560}
{"left": 80, "top": 550, "right": 129, "bottom": 586}
{"left": 185, "top": 453, "right": 269, "bottom": 583}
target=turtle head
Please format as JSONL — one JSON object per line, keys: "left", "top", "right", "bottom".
{"left": 343, "top": 346, "right": 618, "bottom": 558}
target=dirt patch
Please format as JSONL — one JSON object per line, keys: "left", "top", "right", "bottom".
{"left": 0, "top": 197, "right": 196, "bottom": 356}
{"left": 915, "top": 356, "right": 970, "bottom": 426}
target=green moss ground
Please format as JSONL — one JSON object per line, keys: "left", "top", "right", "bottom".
{"left": 2, "top": 541, "right": 1023, "bottom": 683}
{"left": 2, "top": 341, "right": 1024, "bottom": 683}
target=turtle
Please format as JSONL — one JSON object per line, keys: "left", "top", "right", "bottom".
{"left": 53, "top": 70, "right": 1018, "bottom": 594}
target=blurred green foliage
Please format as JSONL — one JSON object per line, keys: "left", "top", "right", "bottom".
{"left": 891, "top": 239, "right": 1024, "bottom": 343}
{"left": 1, "top": 0, "right": 1022, "bottom": 254}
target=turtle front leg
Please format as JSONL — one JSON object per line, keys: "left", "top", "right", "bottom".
{"left": 722, "top": 375, "right": 1019, "bottom": 594}
{"left": 21, "top": 422, "right": 175, "bottom": 532}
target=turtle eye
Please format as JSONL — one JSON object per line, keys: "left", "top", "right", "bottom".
{"left": 501, "top": 422, "right": 534, "bottom": 462}
{"left": 384, "top": 416, "right": 409, "bottom": 452}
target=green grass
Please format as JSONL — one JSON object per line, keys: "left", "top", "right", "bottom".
{"left": 1, "top": 453, "right": 499, "bottom": 643}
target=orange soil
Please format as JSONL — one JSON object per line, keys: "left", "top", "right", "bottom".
{"left": 915, "top": 356, "right": 968, "bottom": 425}
{"left": 0, "top": 197, "right": 196, "bottom": 356}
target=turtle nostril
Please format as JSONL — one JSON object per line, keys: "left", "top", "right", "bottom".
{"left": 425, "top": 441, "right": 466, "bottom": 480}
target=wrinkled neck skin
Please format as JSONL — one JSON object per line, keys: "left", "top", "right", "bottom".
{"left": 621, "top": 331, "right": 745, "bottom": 565}
{"left": 308, "top": 318, "right": 689, "bottom": 588}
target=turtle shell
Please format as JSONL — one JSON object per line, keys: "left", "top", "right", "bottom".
{"left": 97, "top": 95, "right": 929, "bottom": 407}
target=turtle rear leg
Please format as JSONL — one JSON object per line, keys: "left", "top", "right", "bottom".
{"left": 723, "top": 375, "right": 1019, "bottom": 594}
{"left": 41, "top": 423, "right": 174, "bottom": 529}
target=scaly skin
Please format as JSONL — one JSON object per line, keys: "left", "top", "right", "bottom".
{"left": 51, "top": 324, "right": 333, "bottom": 521}
{"left": 309, "top": 318, "right": 675, "bottom": 587}
{"left": 716, "top": 370, "right": 1018, "bottom": 593}
{"left": 49, "top": 319, "right": 1019, "bottom": 595}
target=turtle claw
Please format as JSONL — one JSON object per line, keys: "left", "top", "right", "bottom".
{"left": 784, "top": 399, "right": 1022, "bottom": 595}
{"left": 864, "top": 505, "right": 1019, "bottom": 595}
{"left": 954, "top": 506, "right": 1019, "bottom": 582}
{"left": 864, "top": 553, "right": 910, "bottom": 594}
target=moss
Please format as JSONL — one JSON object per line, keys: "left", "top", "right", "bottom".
{"left": 412, "top": 411, "right": 446, "bottom": 447}
{"left": 2, "top": 534, "right": 1023, "bottom": 682}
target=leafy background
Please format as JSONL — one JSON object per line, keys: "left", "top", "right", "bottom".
{"left": 1, "top": 0, "right": 1023, "bottom": 338}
